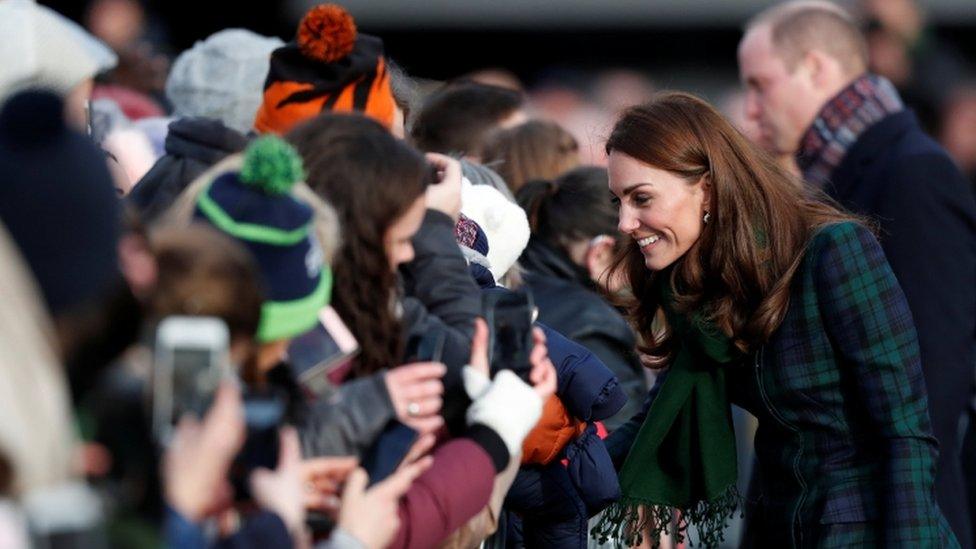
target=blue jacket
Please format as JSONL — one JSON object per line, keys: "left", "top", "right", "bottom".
{"left": 480, "top": 284, "right": 624, "bottom": 548}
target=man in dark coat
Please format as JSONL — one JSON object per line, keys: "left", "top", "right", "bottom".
{"left": 739, "top": 2, "right": 976, "bottom": 546}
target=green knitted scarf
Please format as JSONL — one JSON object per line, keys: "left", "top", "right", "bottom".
{"left": 592, "top": 276, "right": 741, "bottom": 547}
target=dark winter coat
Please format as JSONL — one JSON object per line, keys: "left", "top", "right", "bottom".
{"left": 609, "top": 223, "right": 956, "bottom": 548}
{"left": 519, "top": 237, "right": 645, "bottom": 431}
{"left": 818, "top": 110, "right": 976, "bottom": 547}
{"left": 475, "top": 283, "right": 624, "bottom": 548}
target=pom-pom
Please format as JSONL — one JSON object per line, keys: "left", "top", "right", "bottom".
{"left": 239, "top": 136, "right": 306, "bottom": 195}
{"left": 297, "top": 4, "right": 357, "bottom": 63}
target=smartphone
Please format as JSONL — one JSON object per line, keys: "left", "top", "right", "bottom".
{"left": 482, "top": 289, "right": 536, "bottom": 382}
{"left": 408, "top": 329, "right": 446, "bottom": 363}
{"left": 361, "top": 422, "right": 419, "bottom": 487}
{"left": 230, "top": 388, "right": 286, "bottom": 501}
{"left": 287, "top": 307, "right": 359, "bottom": 397}
{"left": 152, "top": 316, "right": 230, "bottom": 444}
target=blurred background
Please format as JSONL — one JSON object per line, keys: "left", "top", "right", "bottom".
{"left": 38, "top": 0, "right": 976, "bottom": 172}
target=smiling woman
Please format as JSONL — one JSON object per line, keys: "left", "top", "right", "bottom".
{"left": 609, "top": 156, "right": 710, "bottom": 272}
{"left": 597, "top": 91, "right": 957, "bottom": 548}
{"left": 604, "top": 91, "right": 847, "bottom": 354}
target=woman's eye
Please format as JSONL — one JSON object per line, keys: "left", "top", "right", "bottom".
{"left": 610, "top": 196, "right": 621, "bottom": 207}
{"left": 632, "top": 193, "right": 651, "bottom": 205}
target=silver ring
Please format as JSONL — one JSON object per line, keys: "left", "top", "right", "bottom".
{"left": 407, "top": 401, "right": 421, "bottom": 417}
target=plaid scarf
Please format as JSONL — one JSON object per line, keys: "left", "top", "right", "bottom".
{"left": 592, "top": 275, "right": 741, "bottom": 548}
{"left": 797, "top": 73, "right": 904, "bottom": 187}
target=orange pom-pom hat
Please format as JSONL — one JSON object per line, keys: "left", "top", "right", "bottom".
{"left": 297, "top": 4, "right": 357, "bottom": 63}
{"left": 254, "top": 3, "right": 395, "bottom": 135}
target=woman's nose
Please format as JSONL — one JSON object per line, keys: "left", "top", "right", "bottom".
{"left": 618, "top": 205, "right": 639, "bottom": 234}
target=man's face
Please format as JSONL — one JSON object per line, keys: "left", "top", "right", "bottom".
{"left": 738, "top": 25, "right": 822, "bottom": 156}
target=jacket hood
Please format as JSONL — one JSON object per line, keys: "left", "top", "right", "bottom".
{"left": 164, "top": 116, "right": 249, "bottom": 166}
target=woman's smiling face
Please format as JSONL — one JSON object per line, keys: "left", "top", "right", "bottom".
{"left": 608, "top": 151, "right": 710, "bottom": 272}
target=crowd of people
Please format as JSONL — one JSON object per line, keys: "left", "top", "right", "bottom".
{"left": 1, "top": 0, "right": 975, "bottom": 548}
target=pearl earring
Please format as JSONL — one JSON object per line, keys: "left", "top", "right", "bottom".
{"left": 703, "top": 211, "right": 711, "bottom": 224}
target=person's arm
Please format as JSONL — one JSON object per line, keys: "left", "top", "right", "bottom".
{"left": 163, "top": 505, "right": 208, "bottom": 549}
{"left": 604, "top": 371, "right": 667, "bottom": 470}
{"left": 400, "top": 210, "right": 481, "bottom": 340}
{"left": 389, "top": 321, "right": 554, "bottom": 548}
{"left": 539, "top": 324, "right": 627, "bottom": 423}
{"left": 300, "top": 374, "right": 397, "bottom": 457}
{"left": 872, "top": 152, "right": 976, "bottom": 442}
{"left": 814, "top": 222, "right": 944, "bottom": 545}
{"left": 399, "top": 209, "right": 483, "bottom": 434}
{"left": 571, "top": 332, "right": 647, "bottom": 432}
{"left": 387, "top": 438, "right": 500, "bottom": 549}
{"left": 215, "top": 512, "right": 292, "bottom": 549}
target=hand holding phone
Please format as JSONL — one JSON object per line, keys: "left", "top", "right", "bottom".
{"left": 481, "top": 290, "right": 536, "bottom": 381}
{"left": 152, "top": 316, "right": 231, "bottom": 444}
{"left": 385, "top": 362, "right": 446, "bottom": 435}
{"left": 287, "top": 307, "right": 360, "bottom": 398}
{"left": 162, "top": 382, "right": 244, "bottom": 522}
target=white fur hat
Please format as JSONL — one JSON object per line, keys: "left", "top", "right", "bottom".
{"left": 460, "top": 177, "right": 530, "bottom": 282}
{"left": 0, "top": 0, "right": 117, "bottom": 104}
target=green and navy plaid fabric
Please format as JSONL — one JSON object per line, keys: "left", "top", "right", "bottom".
{"left": 732, "top": 222, "right": 957, "bottom": 548}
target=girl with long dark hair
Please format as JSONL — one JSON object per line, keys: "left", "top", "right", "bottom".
{"left": 287, "top": 113, "right": 556, "bottom": 549}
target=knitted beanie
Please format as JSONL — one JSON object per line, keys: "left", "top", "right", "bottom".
{"left": 455, "top": 213, "right": 495, "bottom": 287}
{"left": 0, "top": 91, "right": 121, "bottom": 316}
{"left": 166, "top": 29, "right": 284, "bottom": 134}
{"left": 253, "top": 4, "right": 396, "bottom": 135}
{"left": 0, "top": 0, "right": 117, "bottom": 104}
{"left": 194, "top": 136, "right": 331, "bottom": 342}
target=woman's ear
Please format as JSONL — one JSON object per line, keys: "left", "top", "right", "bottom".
{"left": 700, "top": 172, "right": 712, "bottom": 212}
{"left": 585, "top": 235, "right": 617, "bottom": 285}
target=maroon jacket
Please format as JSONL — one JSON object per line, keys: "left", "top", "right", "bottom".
{"left": 390, "top": 437, "right": 500, "bottom": 548}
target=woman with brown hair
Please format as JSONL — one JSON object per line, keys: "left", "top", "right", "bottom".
{"left": 482, "top": 119, "right": 580, "bottom": 193}
{"left": 595, "top": 92, "right": 955, "bottom": 547}
{"left": 287, "top": 113, "right": 556, "bottom": 548}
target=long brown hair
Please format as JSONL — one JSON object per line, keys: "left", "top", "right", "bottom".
{"left": 607, "top": 92, "right": 863, "bottom": 358}
{"left": 287, "top": 114, "right": 429, "bottom": 376}
{"left": 483, "top": 120, "right": 580, "bottom": 192}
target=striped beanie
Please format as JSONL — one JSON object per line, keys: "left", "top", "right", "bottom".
{"left": 253, "top": 4, "right": 396, "bottom": 135}
{"left": 194, "top": 135, "right": 331, "bottom": 342}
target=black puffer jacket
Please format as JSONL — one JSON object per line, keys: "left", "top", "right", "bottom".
{"left": 519, "top": 237, "right": 645, "bottom": 431}
{"left": 127, "top": 117, "right": 248, "bottom": 225}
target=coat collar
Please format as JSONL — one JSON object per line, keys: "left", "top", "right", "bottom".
{"left": 796, "top": 74, "right": 904, "bottom": 188}
{"left": 822, "top": 110, "right": 919, "bottom": 199}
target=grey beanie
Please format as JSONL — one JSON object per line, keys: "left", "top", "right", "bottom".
{"left": 0, "top": 0, "right": 117, "bottom": 105}
{"left": 166, "top": 29, "right": 284, "bottom": 134}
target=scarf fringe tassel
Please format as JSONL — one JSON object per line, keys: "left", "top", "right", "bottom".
{"left": 590, "top": 485, "right": 741, "bottom": 548}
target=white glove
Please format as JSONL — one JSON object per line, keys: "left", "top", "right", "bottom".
{"left": 463, "top": 367, "right": 543, "bottom": 456}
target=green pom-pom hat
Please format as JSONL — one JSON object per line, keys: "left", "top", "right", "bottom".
{"left": 193, "top": 136, "right": 331, "bottom": 343}
{"left": 239, "top": 135, "right": 307, "bottom": 195}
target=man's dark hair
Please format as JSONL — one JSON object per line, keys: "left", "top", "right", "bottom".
{"left": 410, "top": 81, "right": 525, "bottom": 159}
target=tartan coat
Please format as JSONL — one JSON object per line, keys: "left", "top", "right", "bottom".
{"left": 733, "top": 221, "right": 958, "bottom": 548}
{"left": 817, "top": 111, "right": 976, "bottom": 548}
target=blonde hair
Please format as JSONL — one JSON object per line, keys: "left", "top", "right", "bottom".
{"left": 0, "top": 223, "right": 77, "bottom": 497}
{"left": 159, "top": 154, "right": 342, "bottom": 264}
{"left": 746, "top": 0, "right": 868, "bottom": 76}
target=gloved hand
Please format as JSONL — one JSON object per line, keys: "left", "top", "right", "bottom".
{"left": 463, "top": 365, "right": 543, "bottom": 456}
